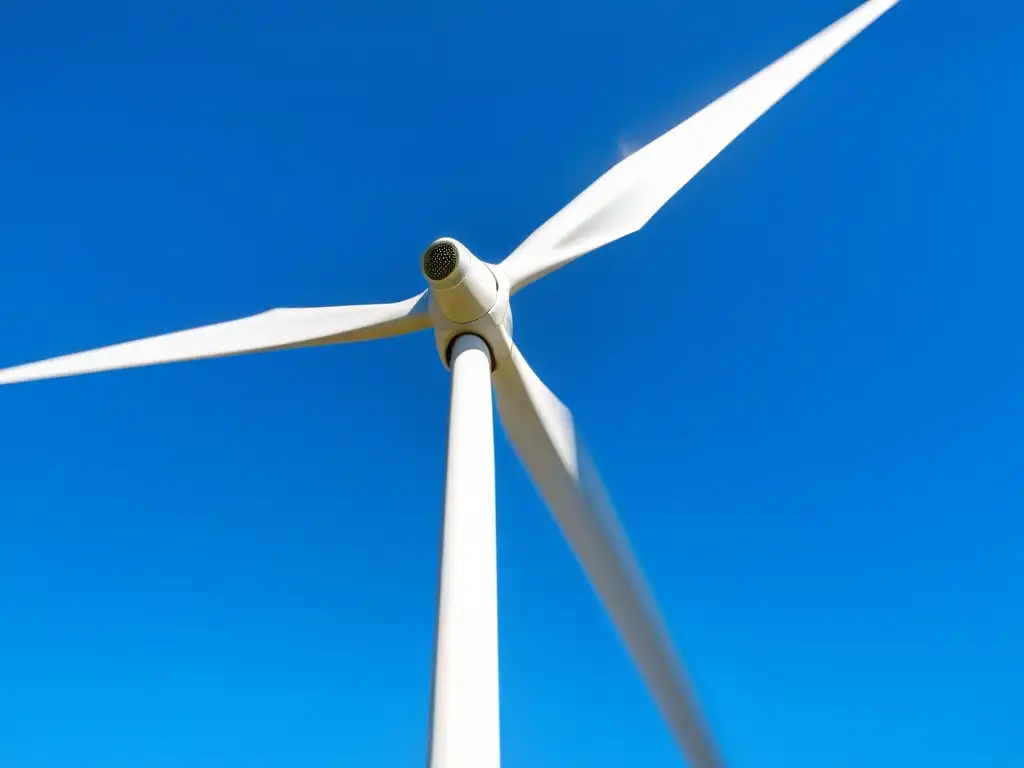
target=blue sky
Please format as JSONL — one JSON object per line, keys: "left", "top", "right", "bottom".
{"left": 0, "top": 0, "right": 1020, "bottom": 765}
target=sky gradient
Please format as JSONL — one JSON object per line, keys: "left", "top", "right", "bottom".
{"left": 1, "top": 1, "right": 1021, "bottom": 766}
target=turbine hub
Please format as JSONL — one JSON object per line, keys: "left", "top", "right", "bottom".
{"left": 422, "top": 238, "right": 513, "bottom": 372}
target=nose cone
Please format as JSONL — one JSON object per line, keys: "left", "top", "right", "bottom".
{"left": 422, "top": 239, "right": 461, "bottom": 283}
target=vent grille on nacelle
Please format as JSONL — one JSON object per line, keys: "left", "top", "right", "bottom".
{"left": 423, "top": 242, "right": 459, "bottom": 281}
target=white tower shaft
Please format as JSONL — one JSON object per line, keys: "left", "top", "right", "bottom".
{"left": 427, "top": 334, "right": 501, "bottom": 768}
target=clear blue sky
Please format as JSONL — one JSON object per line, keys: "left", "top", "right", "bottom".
{"left": 0, "top": 1, "right": 1020, "bottom": 765}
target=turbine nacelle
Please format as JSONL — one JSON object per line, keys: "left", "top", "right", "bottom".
{"left": 421, "top": 238, "right": 513, "bottom": 371}
{"left": 421, "top": 238, "right": 499, "bottom": 324}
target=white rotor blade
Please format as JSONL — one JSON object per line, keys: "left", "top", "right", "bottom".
{"left": 493, "top": 346, "right": 722, "bottom": 768}
{"left": 500, "top": 0, "right": 900, "bottom": 293}
{"left": 0, "top": 292, "right": 430, "bottom": 385}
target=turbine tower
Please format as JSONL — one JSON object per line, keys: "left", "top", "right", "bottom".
{"left": 0, "top": 2, "right": 902, "bottom": 765}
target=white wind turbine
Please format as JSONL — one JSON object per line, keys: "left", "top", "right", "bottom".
{"left": 1, "top": 1, "right": 901, "bottom": 765}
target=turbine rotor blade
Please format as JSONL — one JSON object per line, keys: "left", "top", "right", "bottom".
{"left": 493, "top": 346, "right": 723, "bottom": 768}
{"left": 500, "top": 0, "right": 900, "bottom": 293}
{"left": 0, "top": 292, "right": 430, "bottom": 385}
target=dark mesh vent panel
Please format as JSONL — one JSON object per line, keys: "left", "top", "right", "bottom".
{"left": 423, "top": 242, "right": 459, "bottom": 281}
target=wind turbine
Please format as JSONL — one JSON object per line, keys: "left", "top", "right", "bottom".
{"left": 1, "top": 1, "right": 901, "bottom": 765}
